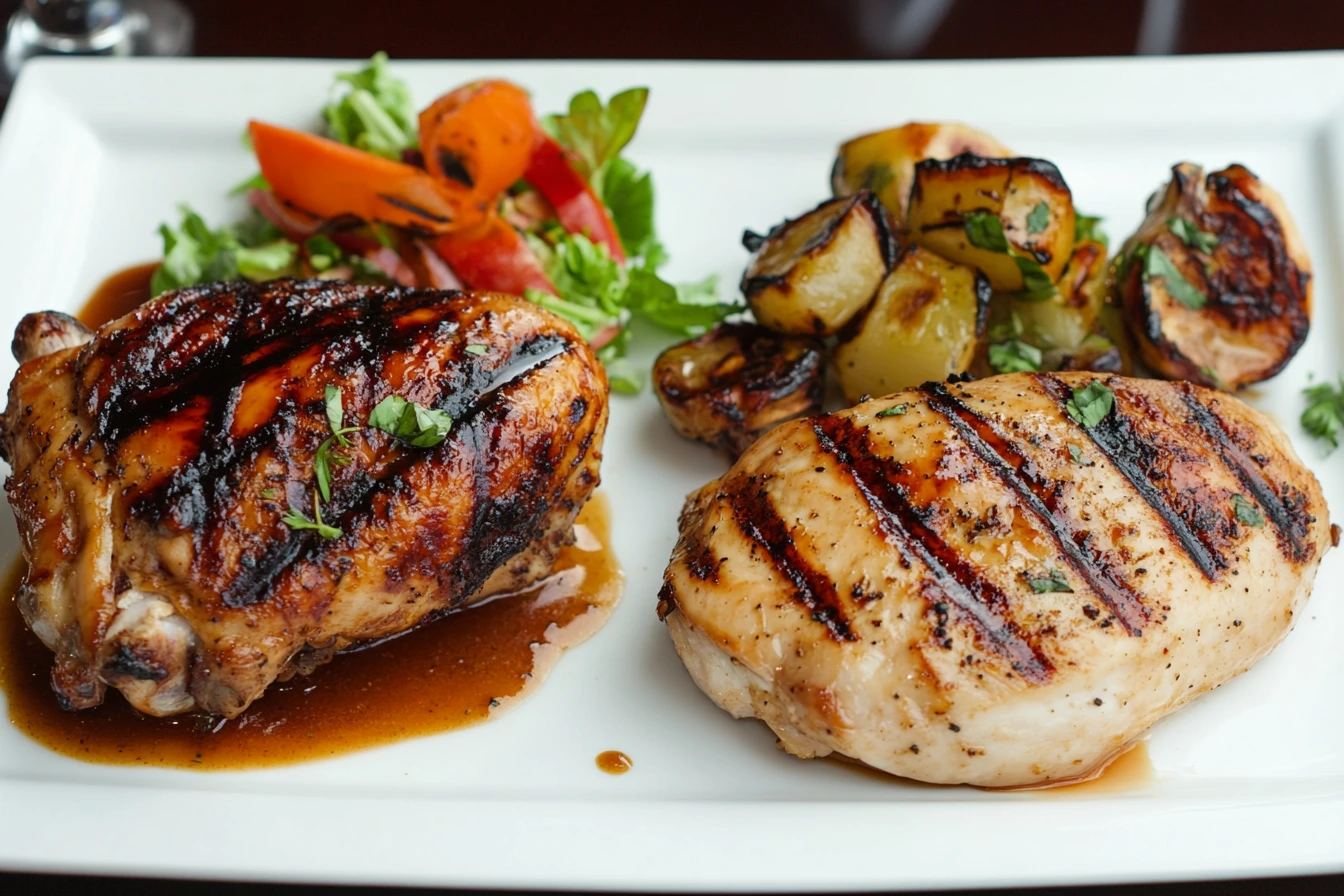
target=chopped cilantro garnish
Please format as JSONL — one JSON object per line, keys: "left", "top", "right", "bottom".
{"left": 1168, "top": 217, "right": 1219, "bottom": 254}
{"left": 1301, "top": 376, "right": 1344, "bottom": 452}
{"left": 1026, "top": 202, "right": 1050, "bottom": 235}
{"left": 988, "top": 340, "right": 1042, "bottom": 374}
{"left": 1231, "top": 494, "right": 1265, "bottom": 528}
{"left": 283, "top": 496, "right": 342, "bottom": 539}
{"left": 368, "top": 395, "right": 453, "bottom": 448}
{"left": 1026, "top": 569, "right": 1073, "bottom": 594}
{"left": 1066, "top": 382, "right": 1115, "bottom": 429}
{"left": 1067, "top": 443, "right": 1093, "bottom": 466}
{"left": 876, "top": 404, "right": 909, "bottom": 418}
{"left": 1144, "top": 246, "right": 1207, "bottom": 310}
{"left": 464, "top": 344, "right": 489, "bottom": 356}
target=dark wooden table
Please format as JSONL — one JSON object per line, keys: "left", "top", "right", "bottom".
{"left": 0, "top": 0, "right": 1340, "bottom": 892}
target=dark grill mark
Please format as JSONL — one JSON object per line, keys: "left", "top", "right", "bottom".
{"left": 727, "top": 478, "right": 856, "bottom": 642}
{"left": 1036, "top": 375, "right": 1225, "bottom": 580}
{"left": 436, "top": 148, "right": 475, "bottom": 188}
{"left": 812, "top": 415, "right": 1052, "bottom": 681}
{"left": 921, "top": 383, "right": 1149, "bottom": 635}
{"left": 216, "top": 334, "right": 571, "bottom": 608}
{"left": 1176, "top": 384, "right": 1314, "bottom": 562}
{"left": 376, "top": 194, "right": 452, "bottom": 225}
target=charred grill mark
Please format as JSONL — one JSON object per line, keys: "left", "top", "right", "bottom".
{"left": 1037, "top": 374, "right": 1225, "bottom": 579}
{"left": 215, "top": 333, "right": 572, "bottom": 608}
{"left": 130, "top": 292, "right": 431, "bottom": 530}
{"left": 920, "top": 383, "right": 1149, "bottom": 635}
{"left": 376, "top": 194, "right": 453, "bottom": 225}
{"left": 436, "top": 148, "right": 475, "bottom": 188}
{"left": 812, "top": 415, "right": 1052, "bottom": 681}
{"left": 1176, "top": 383, "right": 1314, "bottom": 561}
{"left": 727, "top": 478, "right": 856, "bottom": 642}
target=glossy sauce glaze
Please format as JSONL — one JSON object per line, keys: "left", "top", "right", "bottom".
{"left": 0, "top": 264, "right": 624, "bottom": 770}
{"left": 595, "top": 750, "right": 633, "bottom": 775}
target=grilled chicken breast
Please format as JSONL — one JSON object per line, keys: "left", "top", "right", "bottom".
{"left": 2, "top": 280, "right": 607, "bottom": 718}
{"left": 659, "top": 373, "right": 1329, "bottom": 787}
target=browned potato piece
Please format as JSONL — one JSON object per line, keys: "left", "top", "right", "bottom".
{"left": 831, "top": 122, "right": 1012, "bottom": 224}
{"left": 1114, "top": 162, "right": 1312, "bottom": 390}
{"left": 833, "top": 246, "right": 990, "bottom": 403}
{"left": 741, "top": 191, "right": 898, "bottom": 336}
{"left": 653, "top": 323, "right": 825, "bottom": 457}
{"left": 907, "top": 154, "right": 1075, "bottom": 293}
{"left": 992, "top": 238, "right": 1108, "bottom": 354}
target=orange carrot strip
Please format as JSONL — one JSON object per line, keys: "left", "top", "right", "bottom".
{"left": 417, "top": 80, "right": 535, "bottom": 220}
{"left": 249, "top": 120, "right": 477, "bottom": 234}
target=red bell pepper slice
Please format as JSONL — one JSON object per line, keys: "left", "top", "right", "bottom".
{"left": 525, "top": 135, "right": 626, "bottom": 263}
{"left": 432, "top": 216, "right": 556, "bottom": 296}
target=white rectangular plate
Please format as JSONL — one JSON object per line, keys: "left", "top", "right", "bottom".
{"left": 0, "top": 54, "right": 1342, "bottom": 891}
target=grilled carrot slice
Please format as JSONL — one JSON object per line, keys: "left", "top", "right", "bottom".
{"left": 418, "top": 80, "right": 536, "bottom": 219}
{"left": 249, "top": 120, "right": 474, "bottom": 234}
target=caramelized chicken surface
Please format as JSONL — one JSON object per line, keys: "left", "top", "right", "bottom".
{"left": 659, "top": 373, "right": 1329, "bottom": 787}
{"left": 2, "top": 281, "right": 607, "bottom": 718}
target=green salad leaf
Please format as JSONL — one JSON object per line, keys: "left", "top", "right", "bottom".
{"left": 151, "top": 205, "right": 299, "bottom": 297}
{"left": 544, "top": 87, "right": 649, "bottom": 181}
{"left": 324, "top": 52, "right": 418, "bottom": 159}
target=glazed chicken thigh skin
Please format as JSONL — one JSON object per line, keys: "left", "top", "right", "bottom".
{"left": 659, "top": 373, "right": 1329, "bottom": 787}
{"left": 2, "top": 280, "right": 607, "bottom": 718}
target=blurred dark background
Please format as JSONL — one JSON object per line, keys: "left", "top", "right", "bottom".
{"left": 3, "top": 0, "right": 1344, "bottom": 63}
{"left": 0, "top": 0, "right": 1342, "bottom": 894}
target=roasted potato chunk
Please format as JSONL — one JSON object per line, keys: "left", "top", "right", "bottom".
{"left": 1114, "top": 162, "right": 1311, "bottom": 390}
{"left": 831, "top": 122, "right": 1012, "bottom": 224}
{"left": 907, "top": 154, "right": 1076, "bottom": 293}
{"left": 834, "top": 246, "right": 990, "bottom": 403}
{"left": 654, "top": 323, "right": 825, "bottom": 457}
{"left": 991, "top": 238, "right": 1108, "bottom": 355}
{"left": 741, "top": 191, "right": 898, "bottom": 336}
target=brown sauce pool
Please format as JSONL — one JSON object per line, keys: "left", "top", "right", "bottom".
{"left": 0, "top": 264, "right": 624, "bottom": 770}
{"left": 77, "top": 260, "right": 158, "bottom": 327}
{"left": 1, "top": 496, "right": 621, "bottom": 771}
{"left": 595, "top": 750, "right": 633, "bottom": 775}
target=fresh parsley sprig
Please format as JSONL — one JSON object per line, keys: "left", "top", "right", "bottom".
{"left": 1301, "top": 376, "right": 1344, "bottom": 452}
{"left": 1066, "top": 381, "right": 1115, "bottom": 428}
{"left": 963, "top": 212, "right": 1055, "bottom": 302}
{"left": 367, "top": 395, "right": 453, "bottom": 447}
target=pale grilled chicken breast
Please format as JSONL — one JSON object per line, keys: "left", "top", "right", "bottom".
{"left": 2, "top": 281, "right": 607, "bottom": 718}
{"left": 659, "top": 373, "right": 1329, "bottom": 787}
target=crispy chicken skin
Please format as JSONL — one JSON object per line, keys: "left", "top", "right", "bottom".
{"left": 658, "top": 373, "right": 1329, "bottom": 787}
{"left": 2, "top": 280, "right": 607, "bottom": 718}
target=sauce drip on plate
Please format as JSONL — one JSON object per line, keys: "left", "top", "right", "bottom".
{"left": 595, "top": 750, "right": 633, "bottom": 775}
{"left": 0, "top": 264, "right": 624, "bottom": 770}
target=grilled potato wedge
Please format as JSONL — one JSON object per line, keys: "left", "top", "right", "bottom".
{"left": 654, "top": 323, "right": 825, "bottom": 457}
{"left": 741, "top": 191, "right": 899, "bottom": 335}
{"left": 831, "top": 122, "right": 1012, "bottom": 224}
{"left": 991, "top": 238, "right": 1108, "bottom": 356}
{"left": 1114, "top": 162, "right": 1311, "bottom": 389}
{"left": 834, "top": 246, "right": 990, "bottom": 403}
{"left": 907, "top": 154, "right": 1076, "bottom": 293}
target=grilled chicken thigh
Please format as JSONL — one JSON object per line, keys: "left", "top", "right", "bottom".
{"left": 659, "top": 373, "right": 1329, "bottom": 787}
{"left": 2, "top": 280, "right": 607, "bottom": 718}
